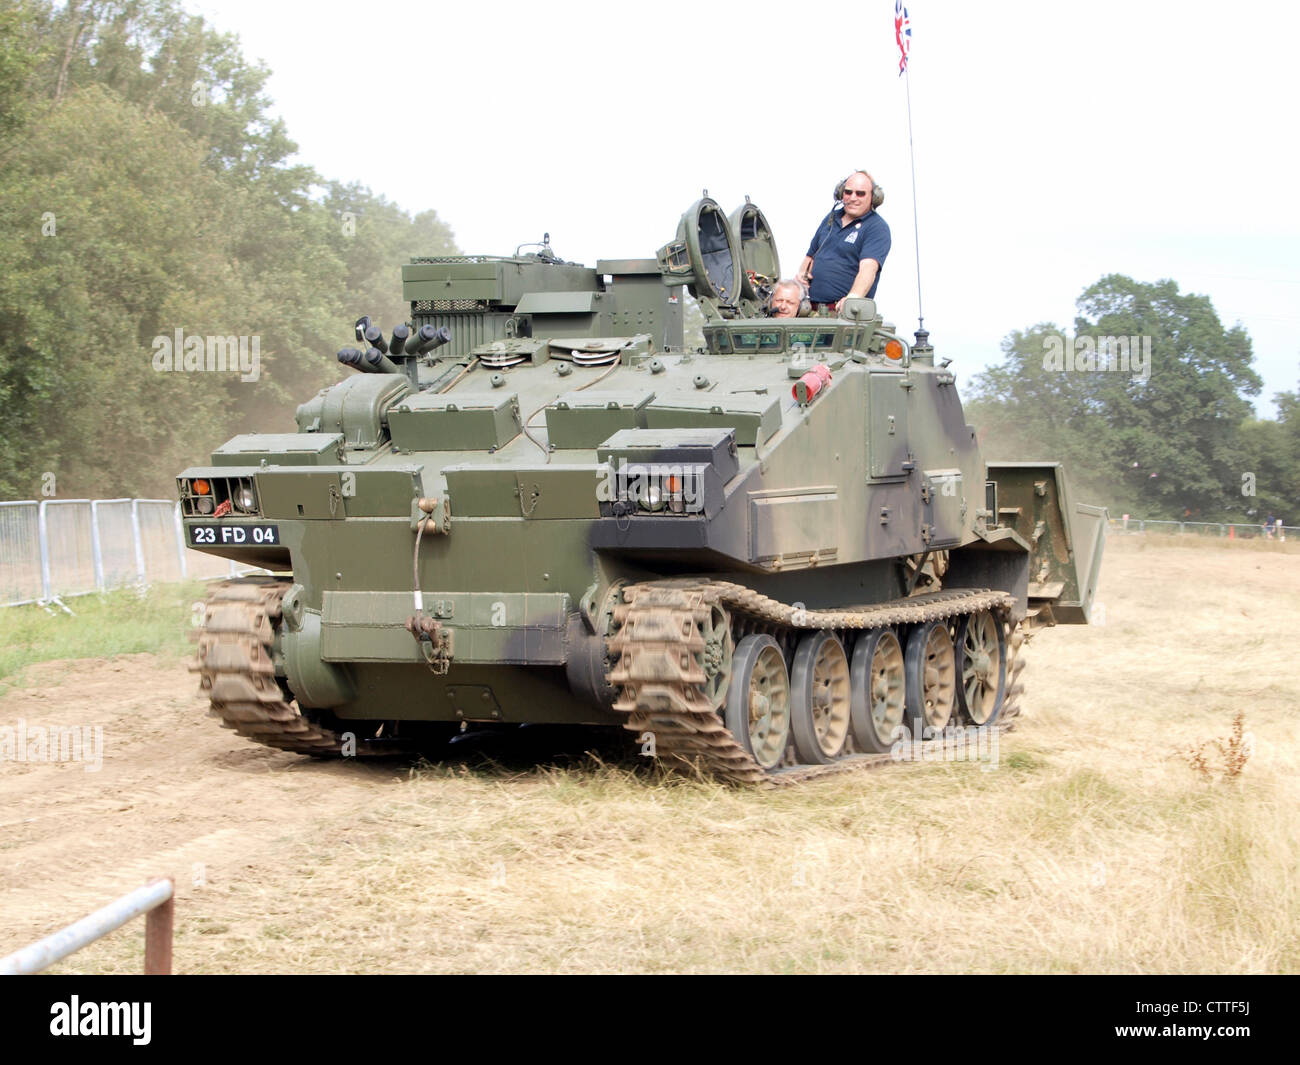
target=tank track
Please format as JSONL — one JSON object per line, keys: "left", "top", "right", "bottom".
{"left": 606, "top": 580, "right": 1027, "bottom": 786}
{"left": 193, "top": 576, "right": 1029, "bottom": 778}
{"left": 192, "top": 578, "right": 351, "bottom": 755}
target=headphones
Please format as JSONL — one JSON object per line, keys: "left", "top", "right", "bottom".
{"left": 834, "top": 169, "right": 884, "bottom": 209}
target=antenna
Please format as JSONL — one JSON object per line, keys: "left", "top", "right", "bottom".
{"left": 904, "top": 74, "right": 924, "bottom": 338}
{"left": 515, "top": 234, "right": 559, "bottom": 263}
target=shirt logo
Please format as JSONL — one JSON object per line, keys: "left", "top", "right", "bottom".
{"left": 845, "top": 231, "right": 859, "bottom": 244}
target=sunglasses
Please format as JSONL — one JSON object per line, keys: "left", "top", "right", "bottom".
{"left": 843, "top": 189, "right": 871, "bottom": 198}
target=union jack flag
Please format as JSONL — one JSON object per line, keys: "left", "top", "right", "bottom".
{"left": 895, "top": 1, "right": 912, "bottom": 76}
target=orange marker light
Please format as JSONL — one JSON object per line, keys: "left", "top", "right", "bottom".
{"left": 193, "top": 479, "right": 211, "bottom": 495}
{"left": 885, "top": 340, "right": 904, "bottom": 361}
{"left": 665, "top": 475, "right": 682, "bottom": 495}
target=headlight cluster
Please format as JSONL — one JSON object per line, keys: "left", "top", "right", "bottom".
{"left": 178, "top": 476, "right": 259, "bottom": 517}
{"left": 628, "top": 471, "right": 698, "bottom": 515}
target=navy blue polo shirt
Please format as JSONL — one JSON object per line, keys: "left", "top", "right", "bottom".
{"left": 805, "top": 204, "right": 891, "bottom": 303}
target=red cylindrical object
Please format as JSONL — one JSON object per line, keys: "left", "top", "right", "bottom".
{"left": 792, "top": 364, "right": 832, "bottom": 404}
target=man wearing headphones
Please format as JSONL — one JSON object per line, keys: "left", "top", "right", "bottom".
{"left": 768, "top": 279, "right": 807, "bottom": 318}
{"left": 795, "top": 170, "right": 891, "bottom": 311}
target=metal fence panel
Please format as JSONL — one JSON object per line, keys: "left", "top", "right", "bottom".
{"left": 138, "top": 500, "right": 183, "bottom": 583}
{"left": 0, "top": 502, "right": 42, "bottom": 605}
{"left": 92, "top": 499, "right": 138, "bottom": 589}
{"left": 44, "top": 500, "right": 96, "bottom": 598}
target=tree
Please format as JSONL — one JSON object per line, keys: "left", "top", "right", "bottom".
{"left": 967, "top": 276, "right": 1263, "bottom": 520}
{"left": 1240, "top": 372, "right": 1300, "bottom": 525}
{"left": 321, "top": 182, "right": 458, "bottom": 333}
{"left": 28, "top": 0, "right": 297, "bottom": 181}
{"left": 1076, "top": 275, "right": 1260, "bottom": 519}
{"left": 965, "top": 322, "right": 1134, "bottom": 511}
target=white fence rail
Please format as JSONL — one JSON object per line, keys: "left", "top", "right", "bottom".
{"left": 0, "top": 878, "right": 174, "bottom": 975}
{"left": 1, "top": 498, "right": 246, "bottom": 607}
{"left": 1109, "top": 517, "right": 1294, "bottom": 540}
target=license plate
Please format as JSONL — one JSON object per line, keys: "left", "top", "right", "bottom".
{"left": 188, "top": 524, "right": 280, "bottom": 546}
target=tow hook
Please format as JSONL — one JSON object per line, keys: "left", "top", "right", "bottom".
{"left": 404, "top": 614, "right": 454, "bottom": 675}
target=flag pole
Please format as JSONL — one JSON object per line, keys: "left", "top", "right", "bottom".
{"left": 896, "top": 2, "right": 929, "bottom": 350}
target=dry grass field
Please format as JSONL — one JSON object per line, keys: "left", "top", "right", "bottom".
{"left": 1, "top": 534, "right": 1297, "bottom": 973}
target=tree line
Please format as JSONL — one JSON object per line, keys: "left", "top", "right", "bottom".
{"left": 0, "top": 0, "right": 456, "bottom": 499}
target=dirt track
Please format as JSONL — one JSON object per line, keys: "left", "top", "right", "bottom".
{"left": 2, "top": 536, "right": 1298, "bottom": 973}
{"left": 0, "top": 654, "right": 413, "bottom": 931}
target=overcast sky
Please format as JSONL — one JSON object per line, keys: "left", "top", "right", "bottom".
{"left": 190, "top": 0, "right": 1300, "bottom": 415}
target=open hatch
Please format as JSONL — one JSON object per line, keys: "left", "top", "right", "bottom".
{"left": 657, "top": 197, "right": 743, "bottom": 314}
{"left": 729, "top": 199, "right": 780, "bottom": 306}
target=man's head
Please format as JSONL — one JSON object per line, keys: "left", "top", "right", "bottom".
{"left": 770, "top": 281, "right": 803, "bottom": 318}
{"left": 837, "top": 170, "right": 881, "bottom": 221}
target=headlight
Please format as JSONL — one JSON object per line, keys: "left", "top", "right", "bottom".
{"left": 234, "top": 480, "right": 258, "bottom": 513}
{"left": 637, "top": 482, "right": 663, "bottom": 511}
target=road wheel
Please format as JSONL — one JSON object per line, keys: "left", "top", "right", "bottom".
{"left": 790, "top": 630, "right": 851, "bottom": 764}
{"left": 850, "top": 628, "right": 906, "bottom": 753}
{"left": 724, "top": 634, "right": 791, "bottom": 771}
{"left": 954, "top": 610, "right": 1006, "bottom": 726}
{"left": 905, "top": 619, "right": 956, "bottom": 735}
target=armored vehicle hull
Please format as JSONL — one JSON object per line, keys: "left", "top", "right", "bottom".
{"left": 183, "top": 199, "right": 1105, "bottom": 781}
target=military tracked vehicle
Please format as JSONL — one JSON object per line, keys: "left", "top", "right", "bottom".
{"left": 182, "top": 196, "right": 1106, "bottom": 783}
